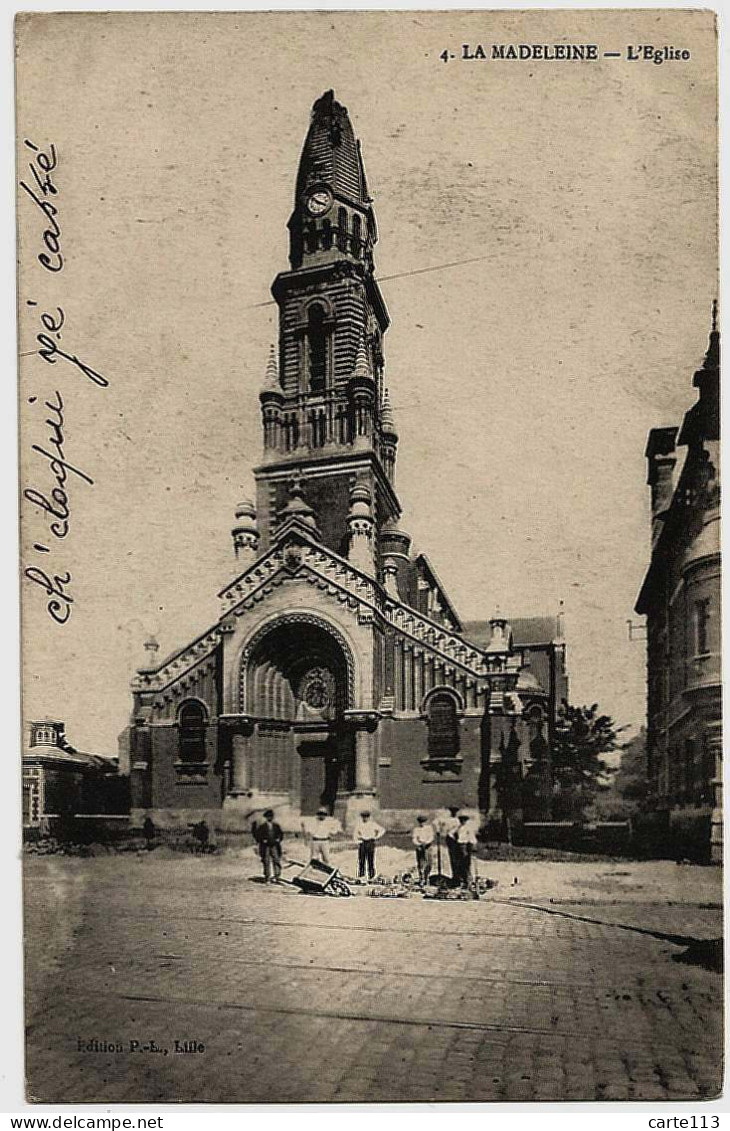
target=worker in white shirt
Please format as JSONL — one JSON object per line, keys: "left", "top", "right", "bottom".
{"left": 411, "top": 814, "right": 435, "bottom": 886}
{"left": 354, "top": 809, "right": 385, "bottom": 881}
{"left": 307, "top": 806, "right": 341, "bottom": 865}
{"left": 452, "top": 810, "right": 478, "bottom": 889}
{"left": 434, "top": 805, "right": 461, "bottom": 884}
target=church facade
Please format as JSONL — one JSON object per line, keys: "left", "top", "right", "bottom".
{"left": 128, "top": 91, "right": 563, "bottom": 832}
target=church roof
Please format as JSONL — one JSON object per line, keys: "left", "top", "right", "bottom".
{"left": 295, "top": 90, "right": 370, "bottom": 207}
{"left": 516, "top": 666, "right": 546, "bottom": 694}
{"left": 510, "top": 616, "right": 562, "bottom": 646}
{"left": 414, "top": 553, "right": 462, "bottom": 631}
{"left": 462, "top": 616, "right": 561, "bottom": 650}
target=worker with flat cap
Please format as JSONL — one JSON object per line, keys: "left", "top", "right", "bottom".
{"left": 434, "top": 805, "right": 461, "bottom": 884}
{"left": 354, "top": 809, "right": 385, "bottom": 881}
{"left": 412, "top": 814, "right": 435, "bottom": 886}
{"left": 252, "top": 808, "right": 284, "bottom": 883}
{"left": 452, "top": 810, "right": 478, "bottom": 889}
{"left": 307, "top": 806, "right": 341, "bottom": 865}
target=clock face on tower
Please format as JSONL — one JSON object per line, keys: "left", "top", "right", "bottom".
{"left": 305, "top": 187, "right": 333, "bottom": 216}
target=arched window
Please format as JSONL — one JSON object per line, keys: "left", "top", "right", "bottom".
{"left": 694, "top": 597, "right": 711, "bottom": 656}
{"left": 426, "top": 692, "right": 460, "bottom": 761}
{"left": 307, "top": 304, "right": 328, "bottom": 392}
{"left": 178, "top": 701, "right": 207, "bottom": 763}
{"left": 304, "top": 223, "right": 317, "bottom": 254}
{"left": 526, "top": 704, "right": 544, "bottom": 724}
{"left": 351, "top": 214, "right": 362, "bottom": 257}
{"left": 337, "top": 207, "right": 348, "bottom": 252}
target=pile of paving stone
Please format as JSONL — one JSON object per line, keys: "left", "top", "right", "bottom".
{"left": 367, "top": 872, "right": 420, "bottom": 898}
{"left": 364, "top": 872, "right": 499, "bottom": 899}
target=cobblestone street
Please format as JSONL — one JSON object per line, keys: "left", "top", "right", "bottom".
{"left": 24, "top": 852, "right": 723, "bottom": 1104}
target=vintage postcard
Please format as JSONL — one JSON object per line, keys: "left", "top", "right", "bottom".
{"left": 17, "top": 10, "right": 721, "bottom": 1105}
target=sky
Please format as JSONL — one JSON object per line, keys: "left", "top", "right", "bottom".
{"left": 17, "top": 9, "right": 717, "bottom": 755}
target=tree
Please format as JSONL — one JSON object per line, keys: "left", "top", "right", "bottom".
{"left": 588, "top": 728, "right": 648, "bottom": 821}
{"left": 551, "top": 702, "right": 625, "bottom": 821}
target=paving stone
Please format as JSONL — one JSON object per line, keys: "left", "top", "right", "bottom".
{"left": 23, "top": 855, "right": 723, "bottom": 1103}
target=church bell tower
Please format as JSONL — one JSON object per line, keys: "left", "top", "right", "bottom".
{"left": 254, "top": 90, "right": 402, "bottom": 566}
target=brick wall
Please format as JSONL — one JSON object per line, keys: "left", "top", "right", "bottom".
{"left": 377, "top": 715, "right": 483, "bottom": 813}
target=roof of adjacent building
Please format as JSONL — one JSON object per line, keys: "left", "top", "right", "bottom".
{"left": 24, "top": 722, "right": 118, "bottom": 772}
{"left": 23, "top": 745, "right": 116, "bottom": 771}
{"left": 636, "top": 315, "right": 720, "bottom": 615}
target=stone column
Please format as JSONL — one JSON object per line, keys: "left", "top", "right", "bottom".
{"left": 344, "top": 710, "right": 380, "bottom": 796}
{"left": 403, "top": 644, "right": 413, "bottom": 711}
{"left": 414, "top": 650, "right": 423, "bottom": 713}
{"left": 354, "top": 729, "right": 375, "bottom": 793}
{"left": 223, "top": 717, "right": 255, "bottom": 795}
{"left": 231, "top": 734, "right": 250, "bottom": 793}
{"left": 342, "top": 712, "right": 380, "bottom": 834}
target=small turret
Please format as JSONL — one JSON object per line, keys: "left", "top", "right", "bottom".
{"left": 231, "top": 496, "right": 260, "bottom": 565}
{"left": 347, "top": 482, "right": 375, "bottom": 575}
{"left": 260, "top": 345, "right": 285, "bottom": 453}
{"left": 348, "top": 334, "right": 376, "bottom": 443}
{"left": 380, "top": 387, "right": 398, "bottom": 483}
{"left": 485, "top": 613, "right": 512, "bottom": 654}
{"left": 138, "top": 634, "right": 160, "bottom": 674}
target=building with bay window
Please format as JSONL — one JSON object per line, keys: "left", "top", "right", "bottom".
{"left": 635, "top": 311, "right": 721, "bottom": 862}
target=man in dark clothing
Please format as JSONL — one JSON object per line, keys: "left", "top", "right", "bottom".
{"left": 191, "top": 819, "right": 210, "bottom": 851}
{"left": 252, "top": 809, "right": 284, "bottom": 883}
{"left": 142, "top": 815, "right": 155, "bottom": 851}
{"left": 452, "top": 811, "right": 478, "bottom": 889}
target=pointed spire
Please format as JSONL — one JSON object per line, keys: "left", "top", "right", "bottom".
{"left": 261, "top": 344, "right": 281, "bottom": 391}
{"left": 381, "top": 387, "right": 396, "bottom": 434}
{"left": 295, "top": 90, "right": 370, "bottom": 207}
{"left": 357, "top": 139, "right": 371, "bottom": 203}
{"left": 703, "top": 299, "right": 720, "bottom": 371}
{"left": 260, "top": 343, "right": 283, "bottom": 404}
{"left": 354, "top": 334, "right": 371, "bottom": 380}
{"left": 264, "top": 344, "right": 278, "bottom": 388}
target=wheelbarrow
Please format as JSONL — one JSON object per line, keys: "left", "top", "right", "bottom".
{"left": 281, "top": 856, "right": 352, "bottom": 897}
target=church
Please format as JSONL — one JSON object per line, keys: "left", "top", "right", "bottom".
{"left": 127, "top": 91, "right": 567, "bottom": 832}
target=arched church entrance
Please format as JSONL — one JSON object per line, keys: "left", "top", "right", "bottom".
{"left": 241, "top": 620, "right": 355, "bottom": 814}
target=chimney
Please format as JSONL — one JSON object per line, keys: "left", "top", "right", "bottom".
{"left": 645, "top": 427, "right": 678, "bottom": 543}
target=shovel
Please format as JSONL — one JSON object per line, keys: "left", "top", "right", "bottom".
{"left": 430, "top": 830, "right": 450, "bottom": 889}
{"left": 470, "top": 847, "right": 481, "bottom": 900}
